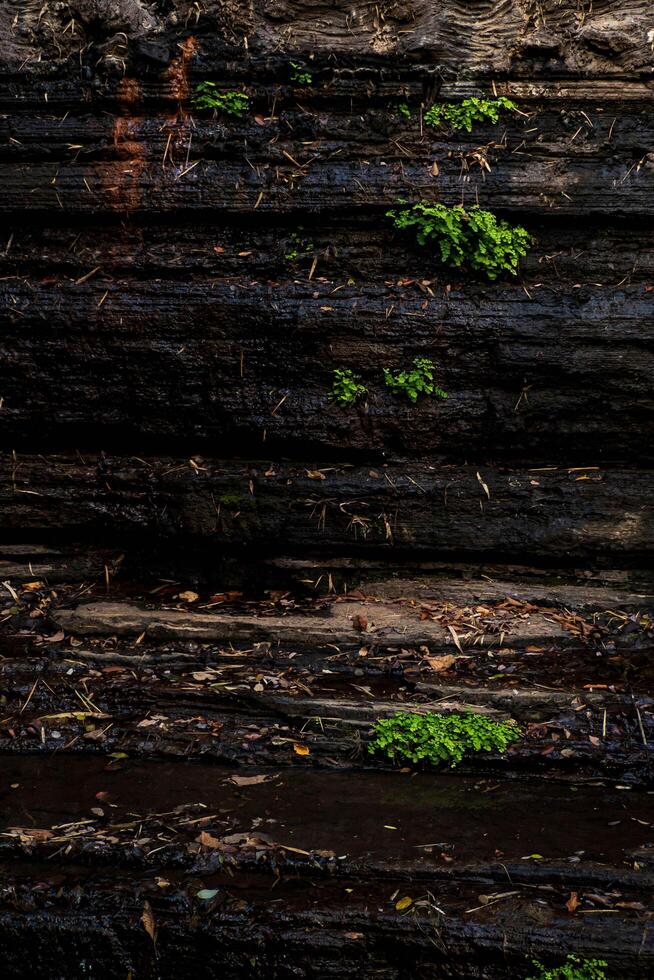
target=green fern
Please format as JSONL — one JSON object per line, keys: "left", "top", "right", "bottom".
{"left": 191, "top": 83, "right": 249, "bottom": 117}
{"left": 424, "top": 96, "right": 518, "bottom": 133}
{"left": 387, "top": 202, "right": 532, "bottom": 279}
{"left": 369, "top": 712, "right": 521, "bottom": 768}
{"left": 331, "top": 369, "right": 367, "bottom": 407}
{"left": 383, "top": 357, "right": 447, "bottom": 404}
{"left": 289, "top": 61, "right": 313, "bottom": 85}
{"left": 527, "top": 955, "right": 609, "bottom": 980}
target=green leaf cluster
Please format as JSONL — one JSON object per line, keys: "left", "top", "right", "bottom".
{"left": 368, "top": 711, "right": 521, "bottom": 768}
{"left": 424, "top": 96, "right": 518, "bottom": 133}
{"left": 284, "top": 231, "right": 314, "bottom": 261}
{"left": 527, "top": 955, "right": 608, "bottom": 980}
{"left": 383, "top": 357, "right": 447, "bottom": 403}
{"left": 331, "top": 369, "right": 367, "bottom": 407}
{"left": 191, "top": 83, "right": 250, "bottom": 117}
{"left": 289, "top": 61, "right": 313, "bottom": 85}
{"left": 396, "top": 102, "right": 411, "bottom": 120}
{"left": 387, "top": 202, "right": 532, "bottom": 279}
{"left": 332, "top": 360, "right": 448, "bottom": 408}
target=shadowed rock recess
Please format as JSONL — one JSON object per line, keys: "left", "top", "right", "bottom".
{"left": 1, "top": 2, "right": 653, "bottom": 978}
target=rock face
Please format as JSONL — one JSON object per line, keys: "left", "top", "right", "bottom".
{"left": 1, "top": 3, "right": 653, "bottom": 978}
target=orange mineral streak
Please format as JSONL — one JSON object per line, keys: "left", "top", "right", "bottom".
{"left": 115, "top": 77, "right": 141, "bottom": 107}
{"left": 99, "top": 37, "right": 199, "bottom": 215}
{"left": 102, "top": 78, "right": 148, "bottom": 213}
{"left": 167, "top": 36, "right": 199, "bottom": 105}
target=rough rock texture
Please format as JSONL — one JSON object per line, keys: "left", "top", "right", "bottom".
{"left": 1, "top": 2, "right": 654, "bottom": 977}
{"left": 2, "top": 455, "right": 653, "bottom": 567}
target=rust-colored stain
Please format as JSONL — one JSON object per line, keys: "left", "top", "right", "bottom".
{"left": 97, "top": 38, "right": 200, "bottom": 216}
{"left": 102, "top": 79, "right": 148, "bottom": 213}
{"left": 167, "top": 36, "right": 199, "bottom": 103}
{"left": 115, "top": 77, "right": 141, "bottom": 107}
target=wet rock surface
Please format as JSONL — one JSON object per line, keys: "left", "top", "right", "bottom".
{"left": 1, "top": 1, "right": 654, "bottom": 976}
{"left": 1, "top": 567, "right": 653, "bottom": 977}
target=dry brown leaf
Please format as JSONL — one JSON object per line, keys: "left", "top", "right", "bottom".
{"left": 425, "top": 654, "right": 456, "bottom": 673}
{"left": 141, "top": 901, "right": 156, "bottom": 943}
{"left": 566, "top": 891, "right": 580, "bottom": 914}
{"left": 198, "top": 831, "right": 224, "bottom": 849}
{"left": 9, "top": 827, "right": 53, "bottom": 841}
{"left": 229, "top": 774, "right": 271, "bottom": 786}
{"left": 352, "top": 613, "right": 368, "bottom": 633}
{"left": 447, "top": 625, "right": 464, "bottom": 653}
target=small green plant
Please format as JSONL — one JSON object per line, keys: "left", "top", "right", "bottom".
{"left": 289, "top": 61, "right": 313, "bottom": 85}
{"left": 424, "top": 96, "right": 517, "bottom": 133}
{"left": 387, "top": 202, "right": 531, "bottom": 279}
{"left": 191, "top": 83, "right": 249, "bottom": 117}
{"left": 216, "top": 492, "right": 242, "bottom": 508}
{"left": 368, "top": 711, "right": 521, "bottom": 768}
{"left": 331, "top": 369, "right": 367, "bottom": 407}
{"left": 383, "top": 357, "right": 447, "bottom": 404}
{"left": 284, "top": 231, "right": 314, "bottom": 261}
{"left": 397, "top": 101, "right": 411, "bottom": 120}
{"left": 527, "top": 955, "right": 608, "bottom": 980}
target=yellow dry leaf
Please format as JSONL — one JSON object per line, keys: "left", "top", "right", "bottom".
{"left": 198, "top": 831, "right": 223, "bottom": 849}
{"left": 476, "top": 471, "right": 491, "bottom": 499}
{"left": 39, "top": 711, "right": 108, "bottom": 722}
{"left": 293, "top": 742, "right": 310, "bottom": 756}
{"left": 426, "top": 654, "right": 456, "bottom": 672}
{"left": 395, "top": 896, "right": 413, "bottom": 911}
